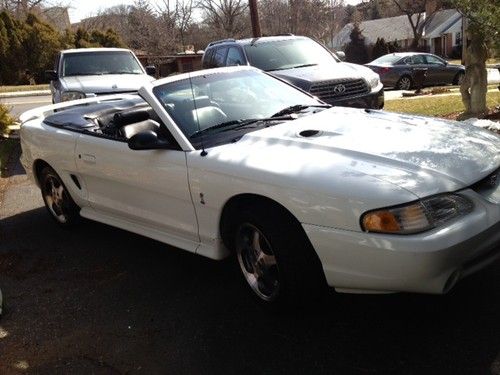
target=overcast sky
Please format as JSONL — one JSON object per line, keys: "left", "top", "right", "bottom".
{"left": 68, "top": 0, "right": 363, "bottom": 23}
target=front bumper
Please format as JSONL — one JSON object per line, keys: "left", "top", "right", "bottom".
{"left": 303, "top": 189, "right": 500, "bottom": 294}
{"left": 326, "top": 87, "right": 384, "bottom": 109}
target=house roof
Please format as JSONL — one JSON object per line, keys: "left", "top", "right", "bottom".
{"left": 331, "top": 14, "right": 421, "bottom": 49}
{"left": 331, "top": 8, "right": 462, "bottom": 49}
{"left": 425, "top": 9, "right": 462, "bottom": 39}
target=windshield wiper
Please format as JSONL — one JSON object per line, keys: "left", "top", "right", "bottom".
{"left": 190, "top": 116, "right": 295, "bottom": 139}
{"left": 64, "top": 72, "right": 102, "bottom": 76}
{"left": 105, "top": 71, "right": 141, "bottom": 75}
{"left": 271, "top": 104, "right": 331, "bottom": 118}
{"left": 292, "top": 63, "right": 318, "bottom": 69}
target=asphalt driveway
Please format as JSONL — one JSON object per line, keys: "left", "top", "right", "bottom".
{"left": 0, "top": 147, "right": 499, "bottom": 374}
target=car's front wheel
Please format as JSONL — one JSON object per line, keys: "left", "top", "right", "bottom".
{"left": 40, "top": 166, "right": 80, "bottom": 226}
{"left": 233, "top": 206, "right": 326, "bottom": 307}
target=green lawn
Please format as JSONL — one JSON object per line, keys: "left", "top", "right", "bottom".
{"left": 0, "top": 84, "right": 49, "bottom": 93}
{"left": 0, "top": 138, "right": 18, "bottom": 170}
{"left": 385, "top": 91, "right": 500, "bottom": 117}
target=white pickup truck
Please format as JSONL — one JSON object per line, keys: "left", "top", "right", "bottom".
{"left": 45, "top": 48, "right": 156, "bottom": 103}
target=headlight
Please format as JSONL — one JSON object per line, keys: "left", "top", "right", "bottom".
{"left": 368, "top": 76, "right": 380, "bottom": 89}
{"left": 61, "top": 91, "right": 86, "bottom": 102}
{"left": 361, "top": 194, "right": 473, "bottom": 234}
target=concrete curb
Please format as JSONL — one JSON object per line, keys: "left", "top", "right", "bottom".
{"left": 0, "top": 90, "right": 51, "bottom": 99}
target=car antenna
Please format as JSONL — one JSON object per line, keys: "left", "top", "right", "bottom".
{"left": 188, "top": 73, "right": 208, "bottom": 157}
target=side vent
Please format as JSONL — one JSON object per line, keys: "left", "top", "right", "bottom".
{"left": 70, "top": 174, "right": 82, "bottom": 190}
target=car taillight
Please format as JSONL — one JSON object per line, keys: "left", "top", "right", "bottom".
{"left": 378, "top": 67, "right": 391, "bottom": 74}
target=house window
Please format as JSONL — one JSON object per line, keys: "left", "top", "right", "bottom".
{"left": 455, "top": 32, "right": 462, "bottom": 45}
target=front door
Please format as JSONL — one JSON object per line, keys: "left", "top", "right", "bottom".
{"left": 75, "top": 134, "right": 199, "bottom": 249}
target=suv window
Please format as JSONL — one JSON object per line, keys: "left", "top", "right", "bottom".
{"left": 213, "top": 47, "right": 228, "bottom": 67}
{"left": 226, "top": 47, "right": 245, "bottom": 66}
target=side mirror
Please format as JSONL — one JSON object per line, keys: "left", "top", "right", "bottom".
{"left": 45, "top": 70, "right": 58, "bottom": 81}
{"left": 336, "top": 51, "right": 346, "bottom": 61}
{"left": 145, "top": 65, "right": 156, "bottom": 76}
{"left": 128, "top": 130, "right": 170, "bottom": 150}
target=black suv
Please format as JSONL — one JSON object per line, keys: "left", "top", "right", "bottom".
{"left": 202, "top": 35, "right": 384, "bottom": 109}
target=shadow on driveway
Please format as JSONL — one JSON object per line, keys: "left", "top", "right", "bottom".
{"left": 0, "top": 201, "right": 499, "bottom": 374}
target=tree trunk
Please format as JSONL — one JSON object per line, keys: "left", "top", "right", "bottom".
{"left": 460, "top": 32, "right": 488, "bottom": 116}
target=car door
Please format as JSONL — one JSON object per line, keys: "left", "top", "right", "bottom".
{"left": 424, "top": 54, "right": 448, "bottom": 85}
{"left": 75, "top": 129, "right": 200, "bottom": 250}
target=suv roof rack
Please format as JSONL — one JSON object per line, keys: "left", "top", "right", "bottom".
{"left": 207, "top": 39, "right": 236, "bottom": 47}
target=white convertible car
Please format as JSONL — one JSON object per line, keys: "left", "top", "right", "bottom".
{"left": 20, "top": 66, "right": 500, "bottom": 306}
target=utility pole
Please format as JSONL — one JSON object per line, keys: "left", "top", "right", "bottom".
{"left": 249, "top": 0, "right": 262, "bottom": 37}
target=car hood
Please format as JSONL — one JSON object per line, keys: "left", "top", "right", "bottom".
{"left": 61, "top": 74, "right": 155, "bottom": 93}
{"left": 223, "top": 107, "right": 500, "bottom": 198}
{"left": 270, "top": 63, "right": 373, "bottom": 90}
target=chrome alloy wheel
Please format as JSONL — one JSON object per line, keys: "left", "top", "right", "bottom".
{"left": 236, "top": 223, "right": 280, "bottom": 302}
{"left": 42, "top": 175, "right": 70, "bottom": 223}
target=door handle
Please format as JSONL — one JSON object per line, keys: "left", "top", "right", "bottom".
{"left": 79, "top": 153, "right": 96, "bottom": 163}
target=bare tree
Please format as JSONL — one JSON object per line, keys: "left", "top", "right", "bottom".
{"left": 258, "top": 0, "right": 289, "bottom": 35}
{"left": 197, "top": 0, "right": 248, "bottom": 38}
{"left": 1, "top": 0, "right": 45, "bottom": 16}
{"left": 176, "top": 0, "right": 193, "bottom": 49}
{"left": 391, "top": 0, "right": 429, "bottom": 48}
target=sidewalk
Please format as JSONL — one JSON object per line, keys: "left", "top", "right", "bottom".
{"left": 385, "top": 87, "right": 499, "bottom": 101}
{"left": 0, "top": 90, "right": 50, "bottom": 99}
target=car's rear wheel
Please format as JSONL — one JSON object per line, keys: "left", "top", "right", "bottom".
{"left": 40, "top": 166, "right": 80, "bottom": 226}
{"left": 233, "top": 206, "right": 326, "bottom": 307}
{"left": 396, "top": 75, "right": 413, "bottom": 90}
{"left": 453, "top": 72, "right": 465, "bottom": 85}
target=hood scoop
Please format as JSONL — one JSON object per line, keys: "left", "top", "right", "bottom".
{"left": 299, "top": 129, "right": 321, "bottom": 138}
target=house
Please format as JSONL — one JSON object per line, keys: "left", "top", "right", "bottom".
{"left": 331, "top": 8, "right": 463, "bottom": 58}
{"left": 424, "top": 9, "right": 462, "bottom": 56}
{"left": 330, "top": 14, "right": 419, "bottom": 51}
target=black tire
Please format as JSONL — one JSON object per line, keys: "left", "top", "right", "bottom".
{"left": 232, "top": 205, "right": 326, "bottom": 308}
{"left": 396, "top": 75, "right": 413, "bottom": 90}
{"left": 39, "top": 166, "right": 80, "bottom": 227}
{"left": 453, "top": 72, "right": 465, "bottom": 85}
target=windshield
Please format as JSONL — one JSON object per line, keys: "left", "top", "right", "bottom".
{"left": 370, "top": 54, "right": 403, "bottom": 65}
{"left": 62, "top": 51, "right": 144, "bottom": 76}
{"left": 153, "top": 69, "right": 321, "bottom": 142}
{"left": 244, "top": 38, "right": 336, "bottom": 71}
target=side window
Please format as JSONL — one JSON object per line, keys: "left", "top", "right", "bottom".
{"left": 411, "top": 55, "right": 425, "bottom": 65}
{"left": 425, "top": 55, "right": 444, "bottom": 65}
{"left": 226, "top": 47, "right": 245, "bottom": 66}
{"left": 213, "top": 47, "right": 228, "bottom": 67}
{"left": 202, "top": 49, "right": 214, "bottom": 68}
